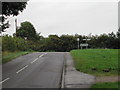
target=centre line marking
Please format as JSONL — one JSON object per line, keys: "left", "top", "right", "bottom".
{"left": 31, "top": 58, "right": 38, "bottom": 64}
{"left": 31, "top": 54, "right": 46, "bottom": 64}
{"left": 0, "top": 78, "right": 10, "bottom": 84}
{"left": 39, "top": 54, "right": 44, "bottom": 58}
{"left": 39, "top": 55, "right": 42, "bottom": 57}
{"left": 45, "top": 53, "right": 47, "bottom": 55}
{"left": 16, "top": 65, "right": 28, "bottom": 74}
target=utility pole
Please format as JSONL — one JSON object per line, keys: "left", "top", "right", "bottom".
{"left": 15, "top": 19, "right": 17, "bottom": 33}
{"left": 77, "top": 38, "right": 80, "bottom": 49}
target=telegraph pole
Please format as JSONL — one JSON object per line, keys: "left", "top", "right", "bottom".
{"left": 15, "top": 19, "right": 17, "bottom": 33}
{"left": 77, "top": 38, "right": 80, "bottom": 49}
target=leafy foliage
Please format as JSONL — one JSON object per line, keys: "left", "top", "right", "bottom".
{"left": 2, "top": 2, "right": 27, "bottom": 16}
{"left": 2, "top": 28, "right": 120, "bottom": 52}
{"left": 88, "top": 32, "right": 119, "bottom": 49}
{"left": 1, "top": 2, "right": 27, "bottom": 32}
{"left": 2, "top": 35, "right": 28, "bottom": 51}
{"left": 60, "top": 35, "right": 77, "bottom": 51}
{"left": 16, "top": 21, "right": 38, "bottom": 40}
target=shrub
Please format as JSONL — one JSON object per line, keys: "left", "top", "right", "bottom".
{"left": 2, "top": 35, "right": 28, "bottom": 51}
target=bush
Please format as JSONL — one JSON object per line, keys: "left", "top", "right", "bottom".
{"left": 2, "top": 35, "right": 17, "bottom": 51}
{"left": 2, "top": 35, "right": 28, "bottom": 51}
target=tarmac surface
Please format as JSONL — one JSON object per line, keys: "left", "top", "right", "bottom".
{"left": 1, "top": 52, "right": 96, "bottom": 89}
{"left": 2, "top": 52, "right": 65, "bottom": 88}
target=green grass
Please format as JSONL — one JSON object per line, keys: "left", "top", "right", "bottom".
{"left": 2, "top": 51, "right": 31, "bottom": 64}
{"left": 91, "top": 82, "right": 119, "bottom": 89}
{"left": 71, "top": 49, "right": 119, "bottom": 76}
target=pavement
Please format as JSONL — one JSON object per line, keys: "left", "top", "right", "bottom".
{"left": 64, "top": 52, "right": 96, "bottom": 89}
{"left": 2, "top": 52, "right": 65, "bottom": 88}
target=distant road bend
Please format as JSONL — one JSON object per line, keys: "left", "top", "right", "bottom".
{"left": 2, "top": 52, "right": 65, "bottom": 88}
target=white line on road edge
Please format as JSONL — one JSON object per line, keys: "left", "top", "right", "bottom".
{"left": 16, "top": 65, "right": 28, "bottom": 74}
{"left": 31, "top": 58, "right": 38, "bottom": 64}
{"left": 0, "top": 78, "right": 10, "bottom": 84}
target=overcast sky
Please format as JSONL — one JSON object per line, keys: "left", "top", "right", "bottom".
{"left": 3, "top": 0, "right": 118, "bottom": 37}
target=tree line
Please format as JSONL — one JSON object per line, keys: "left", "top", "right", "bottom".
{"left": 1, "top": 2, "right": 119, "bottom": 52}
{"left": 1, "top": 2, "right": 27, "bottom": 32}
{"left": 2, "top": 21, "right": 120, "bottom": 52}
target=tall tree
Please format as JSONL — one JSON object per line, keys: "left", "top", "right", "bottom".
{"left": 16, "top": 21, "right": 37, "bottom": 40}
{"left": 0, "top": 2, "right": 28, "bottom": 32}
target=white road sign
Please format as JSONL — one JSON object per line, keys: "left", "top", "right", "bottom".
{"left": 83, "top": 39, "right": 91, "bottom": 41}
{"left": 80, "top": 43, "right": 88, "bottom": 47}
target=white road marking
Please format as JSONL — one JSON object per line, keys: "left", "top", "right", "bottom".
{"left": 39, "top": 55, "right": 42, "bottom": 58}
{"left": 31, "top": 53, "right": 47, "bottom": 64}
{"left": 1, "top": 53, "right": 48, "bottom": 82}
{"left": 0, "top": 78, "right": 10, "bottom": 84}
{"left": 39, "top": 54, "right": 44, "bottom": 58}
{"left": 41, "top": 54, "right": 44, "bottom": 57}
{"left": 31, "top": 58, "right": 38, "bottom": 64}
{"left": 44, "top": 53, "right": 47, "bottom": 55}
{"left": 16, "top": 65, "right": 28, "bottom": 74}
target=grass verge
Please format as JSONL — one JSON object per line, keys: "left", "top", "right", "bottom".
{"left": 70, "top": 49, "right": 119, "bottom": 76}
{"left": 91, "top": 82, "right": 119, "bottom": 89}
{"left": 2, "top": 51, "right": 31, "bottom": 64}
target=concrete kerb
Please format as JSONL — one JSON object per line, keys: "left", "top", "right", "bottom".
{"left": 60, "top": 52, "right": 66, "bottom": 88}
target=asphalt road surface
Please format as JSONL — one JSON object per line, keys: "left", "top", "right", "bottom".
{"left": 2, "top": 52, "right": 65, "bottom": 88}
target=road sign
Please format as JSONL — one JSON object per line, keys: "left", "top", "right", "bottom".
{"left": 83, "top": 39, "right": 91, "bottom": 41}
{"left": 80, "top": 43, "right": 88, "bottom": 47}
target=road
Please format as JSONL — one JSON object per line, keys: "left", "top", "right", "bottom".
{"left": 2, "top": 52, "right": 65, "bottom": 88}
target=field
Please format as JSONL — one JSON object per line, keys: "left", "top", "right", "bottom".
{"left": 71, "top": 49, "right": 119, "bottom": 76}
{"left": 2, "top": 51, "right": 31, "bottom": 64}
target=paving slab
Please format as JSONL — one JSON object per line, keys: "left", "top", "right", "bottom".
{"left": 64, "top": 52, "right": 96, "bottom": 88}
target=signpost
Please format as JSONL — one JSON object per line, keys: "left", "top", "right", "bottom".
{"left": 80, "top": 43, "right": 88, "bottom": 49}
{"left": 15, "top": 19, "right": 17, "bottom": 33}
{"left": 83, "top": 39, "right": 91, "bottom": 41}
{"left": 80, "top": 44, "right": 88, "bottom": 47}
{"left": 77, "top": 37, "right": 91, "bottom": 49}
{"left": 80, "top": 37, "right": 91, "bottom": 49}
